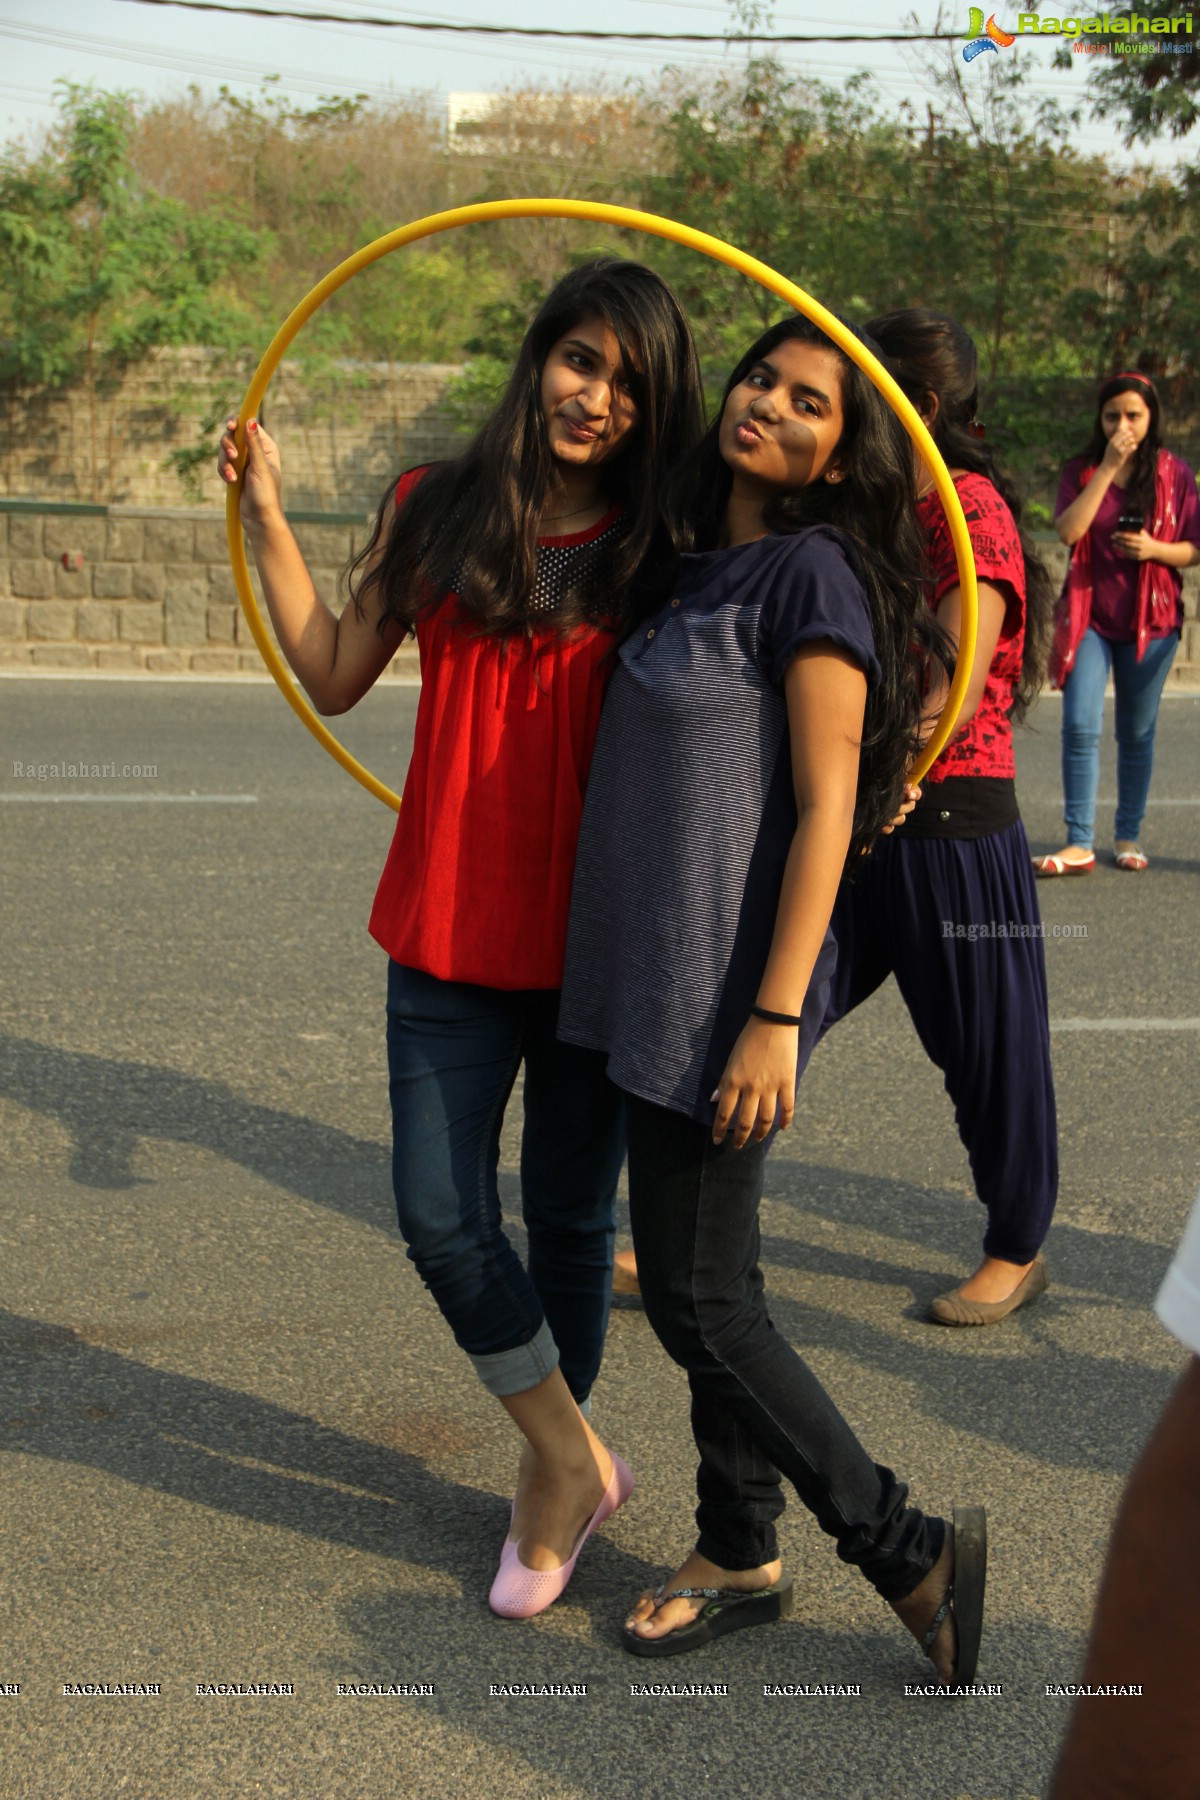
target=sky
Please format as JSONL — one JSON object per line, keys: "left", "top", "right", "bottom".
{"left": 0, "top": 0, "right": 1186, "bottom": 172}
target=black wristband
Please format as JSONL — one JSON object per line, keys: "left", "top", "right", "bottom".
{"left": 750, "top": 1003, "right": 803, "bottom": 1027}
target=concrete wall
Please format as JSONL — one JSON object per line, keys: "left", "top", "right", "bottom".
{"left": 4, "top": 352, "right": 1198, "bottom": 519}
{"left": 0, "top": 500, "right": 416, "bottom": 677}
{"left": 0, "top": 352, "right": 471, "bottom": 513}
{"left": 0, "top": 500, "right": 1197, "bottom": 684}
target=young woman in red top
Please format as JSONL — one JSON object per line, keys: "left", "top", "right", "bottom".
{"left": 218, "top": 259, "right": 703, "bottom": 1618}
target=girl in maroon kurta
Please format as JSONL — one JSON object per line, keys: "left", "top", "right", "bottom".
{"left": 1039, "top": 372, "right": 1200, "bottom": 873}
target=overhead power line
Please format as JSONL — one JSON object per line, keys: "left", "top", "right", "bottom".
{"left": 114, "top": 0, "right": 959, "bottom": 43}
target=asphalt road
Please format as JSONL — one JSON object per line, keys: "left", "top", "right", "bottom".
{"left": 2, "top": 674, "right": 1198, "bottom": 1800}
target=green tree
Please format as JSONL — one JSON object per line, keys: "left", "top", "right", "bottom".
{"left": 898, "top": 50, "right": 1111, "bottom": 379}
{"left": 138, "top": 79, "right": 495, "bottom": 490}
{"left": 0, "top": 83, "right": 260, "bottom": 496}
{"left": 1074, "top": 7, "right": 1200, "bottom": 144}
{"left": 638, "top": 43, "right": 1111, "bottom": 382}
{"left": 1071, "top": 165, "right": 1200, "bottom": 377}
{"left": 1061, "top": 9, "right": 1200, "bottom": 377}
{"left": 639, "top": 58, "right": 901, "bottom": 371}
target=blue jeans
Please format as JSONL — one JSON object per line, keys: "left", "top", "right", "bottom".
{"left": 386, "top": 962, "right": 625, "bottom": 1403}
{"left": 626, "top": 1095, "right": 943, "bottom": 1600}
{"left": 1061, "top": 628, "right": 1179, "bottom": 848}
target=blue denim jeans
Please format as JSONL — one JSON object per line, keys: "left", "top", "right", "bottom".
{"left": 386, "top": 962, "right": 624, "bottom": 1403}
{"left": 625, "top": 1095, "right": 943, "bottom": 1600}
{"left": 1061, "top": 628, "right": 1179, "bottom": 848}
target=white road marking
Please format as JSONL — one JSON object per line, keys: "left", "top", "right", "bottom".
{"left": 0, "top": 793, "right": 258, "bottom": 803}
{"left": 1051, "top": 1018, "right": 1200, "bottom": 1032}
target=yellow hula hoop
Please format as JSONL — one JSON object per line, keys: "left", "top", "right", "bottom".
{"left": 227, "top": 199, "right": 977, "bottom": 806}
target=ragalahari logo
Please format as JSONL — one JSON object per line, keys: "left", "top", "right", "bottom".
{"left": 963, "top": 7, "right": 1017, "bottom": 58}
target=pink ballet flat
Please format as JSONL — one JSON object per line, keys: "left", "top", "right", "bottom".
{"left": 488, "top": 1454, "right": 634, "bottom": 1619}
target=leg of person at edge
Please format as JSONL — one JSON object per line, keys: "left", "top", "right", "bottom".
{"left": 559, "top": 314, "right": 986, "bottom": 1680}
{"left": 1049, "top": 1188, "right": 1200, "bottom": 1800}
{"left": 218, "top": 258, "right": 706, "bottom": 1617}
{"left": 1038, "top": 372, "right": 1200, "bottom": 876}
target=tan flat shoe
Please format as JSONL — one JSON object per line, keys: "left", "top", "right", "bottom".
{"left": 928, "top": 1256, "right": 1048, "bottom": 1327}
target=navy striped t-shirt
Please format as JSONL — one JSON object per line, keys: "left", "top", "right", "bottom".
{"left": 558, "top": 526, "right": 879, "bottom": 1123}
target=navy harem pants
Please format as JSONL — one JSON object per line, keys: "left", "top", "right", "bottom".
{"left": 819, "top": 818, "right": 1058, "bottom": 1265}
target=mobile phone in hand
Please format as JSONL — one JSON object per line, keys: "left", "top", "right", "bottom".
{"left": 1115, "top": 510, "right": 1143, "bottom": 534}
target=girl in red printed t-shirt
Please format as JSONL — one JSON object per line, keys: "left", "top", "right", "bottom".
{"left": 819, "top": 308, "right": 1059, "bottom": 1327}
{"left": 218, "top": 260, "right": 703, "bottom": 1619}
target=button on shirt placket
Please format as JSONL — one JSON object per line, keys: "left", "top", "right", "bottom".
{"left": 645, "top": 597, "right": 682, "bottom": 645}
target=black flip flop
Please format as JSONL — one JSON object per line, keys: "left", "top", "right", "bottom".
{"left": 920, "top": 1504, "right": 987, "bottom": 1686}
{"left": 622, "top": 1578, "right": 794, "bottom": 1658}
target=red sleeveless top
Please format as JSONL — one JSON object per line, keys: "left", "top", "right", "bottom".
{"left": 369, "top": 471, "right": 623, "bottom": 989}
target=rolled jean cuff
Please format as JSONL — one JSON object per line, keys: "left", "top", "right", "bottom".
{"left": 470, "top": 1317, "right": 560, "bottom": 1398}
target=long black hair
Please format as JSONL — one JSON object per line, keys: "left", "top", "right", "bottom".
{"left": 1079, "top": 371, "right": 1163, "bottom": 524}
{"left": 866, "top": 306, "right": 1053, "bottom": 724}
{"left": 663, "top": 313, "right": 953, "bottom": 865}
{"left": 349, "top": 258, "right": 704, "bottom": 636}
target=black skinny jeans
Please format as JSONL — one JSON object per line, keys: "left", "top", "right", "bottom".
{"left": 626, "top": 1095, "right": 944, "bottom": 1601}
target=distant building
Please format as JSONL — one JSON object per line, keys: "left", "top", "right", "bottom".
{"left": 446, "top": 90, "right": 647, "bottom": 160}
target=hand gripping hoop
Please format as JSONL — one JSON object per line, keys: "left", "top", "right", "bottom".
{"left": 226, "top": 199, "right": 977, "bottom": 808}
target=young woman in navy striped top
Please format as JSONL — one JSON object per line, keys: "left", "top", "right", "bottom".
{"left": 560, "top": 315, "right": 987, "bottom": 1684}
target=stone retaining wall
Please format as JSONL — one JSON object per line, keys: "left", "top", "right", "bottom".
{"left": 0, "top": 500, "right": 417, "bottom": 677}
{"left": 0, "top": 351, "right": 470, "bottom": 513}
{"left": 6, "top": 353, "right": 1200, "bottom": 518}
{"left": 1, "top": 499, "right": 1197, "bottom": 683}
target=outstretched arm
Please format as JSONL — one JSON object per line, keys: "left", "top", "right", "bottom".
{"left": 219, "top": 417, "right": 405, "bottom": 715}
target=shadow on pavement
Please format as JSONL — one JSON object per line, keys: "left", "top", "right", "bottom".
{"left": 0, "top": 1307, "right": 496, "bottom": 1579}
{"left": 761, "top": 1161, "right": 1178, "bottom": 1311}
{"left": 0, "top": 1034, "right": 392, "bottom": 1228}
{"left": 0, "top": 1307, "right": 654, "bottom": 1620}
{"left": 335, "top": 1594, "right": 1078, "bottom": 1800}
{"left": 1, "top": 1037, "right": 1174, "bottom": 1482}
